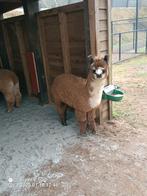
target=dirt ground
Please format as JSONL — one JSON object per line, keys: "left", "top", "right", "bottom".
{"left": 0, "top": 55, "right": 147, "bottom": 196}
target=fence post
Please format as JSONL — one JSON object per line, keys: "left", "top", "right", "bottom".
{"left": 145, "top": 31, "right": 147, "bottom": 54}
{"left": 135, "top": 0, "right": 139, "bottom": 54}
{"left": 133, "top": 22, "right": 136, "bottom": 49}
{"left": 119, "top": 33, "right": 122, "bottom": 61}
{"left": 111, "top": 21, "right": 113, "bottom": 52}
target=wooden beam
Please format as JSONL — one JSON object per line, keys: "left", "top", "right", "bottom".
{"left": 38, "top": 2, "right": 84, "bottom": 18}
{"left": 15, "top": 22, "right": 32, "bottom": 96}
{"left": 22, "top": 0, "right": 48, "bottom": 104}
{"left": 37, "top": 16, "right": 51, "bottom": 102}
{"left": 59, "top": 12, "right": 71, "bottom": 74}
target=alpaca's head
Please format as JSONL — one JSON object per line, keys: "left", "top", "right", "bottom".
{"left": 88, "top": 55, "right": 108, "bottom": 80}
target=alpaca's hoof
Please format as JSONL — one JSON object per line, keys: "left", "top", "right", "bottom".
{"left": 7, "top": 109, "right": 12, "bottom": 112}
{"left": 80, "top": 129, "right": 87, "bottom": 136}
{"left": 80, "top": 132, "right": 87, "bottom": 137}
{"left": 15, "top": 105, "right": 20, "bottom": 108}
{"left": 92, "top": 130, "right": 96, "bottom": 134}
{"left": 61, "top": 120, "right": 67, "bottom": 126}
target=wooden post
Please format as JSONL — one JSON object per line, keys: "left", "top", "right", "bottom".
{"left": 59, "top": 12, "right": 71, "bottom": 74}
{"left": 15, "top": 22, "right": 32, "bottom": 96}
{"left": 0, "top": 56, "right": 3, "bottom": 68}
{"left": 1, "top": 24, "right": 14, "bottom": 69}
{"left": 107, "top": 0, "right": 112, "bottom": 120}
{"left": 22, "top": 0, "right": 48, "bottom": 104}
{"left": 84, "top": 0, "right": 91, "bottom": 74}
{"left": 85, "top": 0, "right": 102, "bottom": 124}
{"left": 86, "top": 0, "right": 96, "bottom": 56}
{"left": 0, "top": 24, "right": 9, "bottom": 69}
{"left": 37, "top": 16, "right": 51, "bottom": 101}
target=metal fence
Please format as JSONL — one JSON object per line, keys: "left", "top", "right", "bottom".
{"left": 112, "top": 17, "right": 147, "bottom": 63}
{"left": 112, "top": 0, "right": 142, "bottom": 7}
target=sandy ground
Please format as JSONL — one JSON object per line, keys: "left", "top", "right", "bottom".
{"left": 0, "top": 55, "right": 147, "bottom": 196}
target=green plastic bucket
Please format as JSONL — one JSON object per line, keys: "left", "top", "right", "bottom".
{"left": 102, "top": 85, "right": 124, "bottom": 102}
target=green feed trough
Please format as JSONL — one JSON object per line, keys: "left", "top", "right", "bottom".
{"left": 102, "top": 85, "right": 124, "bottom": 102}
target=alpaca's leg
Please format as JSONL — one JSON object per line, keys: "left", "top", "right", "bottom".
{"left": 56, "top": 101, "right": 67, "bottom": 126}
{"left": 75, "top": 110, "right": 87, "bottom": 135}
{"left": 14, "top": 83, "right": 22, "bottom": 107}
{"left": 5, "top": 93, "right": 15, "bottom": 112}
{"left": 87, "top": 109, "right": 97, "bottom": 133}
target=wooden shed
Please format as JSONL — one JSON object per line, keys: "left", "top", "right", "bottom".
{"left": 0, "top": 0, "right": 112, "bottom": 123}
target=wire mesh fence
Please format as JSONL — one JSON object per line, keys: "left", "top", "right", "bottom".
{"left": 112, "top": 0, "right": 147, "bottom": 63}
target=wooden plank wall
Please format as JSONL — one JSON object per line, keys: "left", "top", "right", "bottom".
{"left": 1, "top": 17, "right": 31, "bottom": 95}
{"left": 38, "top": 2, "right": 86, "bottom": 101}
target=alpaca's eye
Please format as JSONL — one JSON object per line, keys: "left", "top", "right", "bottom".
{"left": 102, "top": 69, "right": 106, "bottom": 74}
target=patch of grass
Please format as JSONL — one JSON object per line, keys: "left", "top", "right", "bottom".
{"left": 137, "top": 72, "right": 147, "bottom": 78}
{"left": 113, "top": 103, "right": 129, "bottom": 119}
{"left": 119, "top": 55, "right": 147, "bottom": 66}
{"left": 112, "top": 109, "right": 122, "bottom": 118}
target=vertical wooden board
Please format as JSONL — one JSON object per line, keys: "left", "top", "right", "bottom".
{"left": 99, "top": 0, "right": 107, "bottom": 9}
{"left": 0, "top": 56, "right": 3, "bottom": 68}
{"left": 45, "top": 17, "right": 63, "bottom": 68}
{"left": 99, "top": 9, "right": 107, "bottom": 21}
{"left": 87, "top": 0, "right": 96, "bottom": 56}
{"left": 67, "top": 10, "right": 86, "bottom": 76}
{"left": 26, "top": 52, "right": 40, "bottom": 95}
{"left": 107, "top": 0, "right": 112, "bottom": 120}
{"left": 100, "top": 40, "right": 108, "bottom": 52}
{"left": 6, "top": 23, "right": 22, "bottom": 72}
{"left": 59, "top": 12, "right": 71, "bottom": 73}
{"left": 38, "top": 14, "right": 64, "bottom": 101}
{"left": 38, "top": 16, "right": 52, "bottom": 100}
{"left": 1, "top": 23, "right": 14, "bottom": 68}
{"left": 15, "top": 22, "right": 32, "bottom": 96}
{"left": 99, "top": 20, "right": 107, "bottom": 31}
{"left": 102, "top": 110, "right": 109, "bottom": 121}
{"left": 83, "top": 0, "right": 91, "bottom": 74}
{"left": 100, "top": 50, "right": 108, "bottom": 56}
{"left": 99, "top": 30, "right": 108, "bottom": 41}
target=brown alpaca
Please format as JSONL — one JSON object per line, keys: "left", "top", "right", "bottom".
{"left": 51, "top": 55, "right": 108, "bottom": 134}
{"left": 0, "top": 69, "right": 22, "bottom": 112}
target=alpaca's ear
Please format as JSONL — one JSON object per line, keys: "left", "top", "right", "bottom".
{"left": 104, "top": 55, "right": 109, "bottom": 64}
{"left": 88, "top": 55, "right": 94, "bottom": 65}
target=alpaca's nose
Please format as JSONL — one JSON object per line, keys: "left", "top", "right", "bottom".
{"left": 96, "top": 68, "right": 103, "bottom": 75}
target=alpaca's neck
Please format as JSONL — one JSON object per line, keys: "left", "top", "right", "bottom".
{"left": 86, "top": 73, "right": 105, "bottom": 108}
{"left": 86, "top": 73, "right": 105, "bottom": 95}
